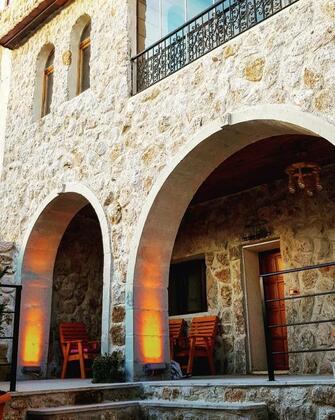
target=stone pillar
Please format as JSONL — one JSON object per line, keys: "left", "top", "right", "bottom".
{"left": 0, "top": 241, "right": 17, "bottom": 380}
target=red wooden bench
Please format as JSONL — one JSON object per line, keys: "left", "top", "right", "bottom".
{"left": 175, "top": 316, "right": 219, "bottom": 375}
{"left": 169, "top": 319, "right": 186, "bottom": 360}
{"left": 59, "top": 322, "right": 100, "bottom": 379}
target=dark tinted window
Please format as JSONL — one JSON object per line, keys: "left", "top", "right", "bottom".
{"left": 169, "top": 259, "right": 207, "bottom": 315}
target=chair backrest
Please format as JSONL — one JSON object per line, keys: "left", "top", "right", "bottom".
{"left": 59, "top": 322, "right": 89, "bottom": 349}
{"left": 169, "top": 319, "right": 185, "bottom": 340}
{"left": 188, "top": 316, "right": 219, "bottom": 345}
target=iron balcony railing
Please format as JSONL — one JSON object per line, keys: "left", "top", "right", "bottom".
{"left": 131, "top": 0, "right": 300, "bottom": 93}
{"left": 0, "top": 283, "right": 22, "bottom": 392}
{"left": 260, "top": 261, "right": 335, "bottom": 381}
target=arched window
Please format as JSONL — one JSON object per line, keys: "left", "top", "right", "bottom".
{"left": 78, "top": 22, "right": 91, "bottom": 94}
{"left": 41, "top": 49, "right": 54, "bottom": 117}
{"left": 33, "top": 43, "right": 55, "bottom": 121}
{"left": 68, "top": 15, "right": 91, "bottom": 99}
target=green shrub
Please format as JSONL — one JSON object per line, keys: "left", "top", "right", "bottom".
{"left": 92, "top": 352, "right": 125, "bottom": 383}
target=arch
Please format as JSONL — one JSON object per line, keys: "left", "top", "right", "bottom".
{"left": 125, "top": 105, "right": 335, "bottom": 380}
{"left": 17, "top": 183, "right": 112, "bottom": 378}
{"left": 32, "top": 43, "right": 55, "bottom": 121}
{"left": 68, "top": 14, "right": 91, "bottom": 99}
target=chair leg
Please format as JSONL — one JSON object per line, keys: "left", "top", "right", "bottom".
{"left": 61, "top": 359, "right": 67, "bottom": 380}
{"left": 208, "top": 348, "right": 215, "bottom": 375}
{"left": 61, "top": 344, "right": 70, "bottom": 379}
{"left": 78, "top": 343, "right": 86, "bottom": 379}
{"left": 187, "top": 339, "right": 195, "bottom": 375}
{"left": 79, "top": 357, "right": 86, "bottom": 379}
{"left": 170, "top": 340, "right": 174, "bottom": 360}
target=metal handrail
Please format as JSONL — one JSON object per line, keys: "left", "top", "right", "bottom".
{"left": 260, "top": 260, "right": 335, "bottom": 278}
{"left": 131, "top": 0, "right": 300, "bottom": 93}
{"left": 0, "top": 283, "right": 22, "bottom": 392}
{"left": 265, "top": 289, "right": 335, "bottom": 303}
{"left": 260, "top": 261, "right": 335, "bottom": 381}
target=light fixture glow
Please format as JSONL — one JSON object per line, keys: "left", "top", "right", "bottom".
{"left": 286, "top": 162, "right": 322, "bottom": 197}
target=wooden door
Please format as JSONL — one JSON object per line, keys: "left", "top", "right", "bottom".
{"left": 259, "top": 249, "right": 289, "bottom": 370}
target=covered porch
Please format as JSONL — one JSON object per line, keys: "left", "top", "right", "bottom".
{"left": 126, "top": 109, "right": 335, "bottom": 382}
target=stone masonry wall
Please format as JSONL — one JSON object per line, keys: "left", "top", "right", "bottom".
{"left": 172, "top": 165, "right": 335, "bottom": 374}
{"left": 142, "top": 382, "right": 335, "bottom": 420}
{"left": 48, "top": 205, "right": 103, "bottom": 377}
{"left": 0, "top": 0, "right": 334, "bottom": 359}
{"left": 0, "top": 241, "right": 17, "bottom": 379}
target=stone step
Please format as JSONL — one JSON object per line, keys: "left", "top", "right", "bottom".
{"left": 27, "top": 401, "right": 140, "bottom": 420}
{"left": 26, "top": 399, "right": 268, "bottom": 419}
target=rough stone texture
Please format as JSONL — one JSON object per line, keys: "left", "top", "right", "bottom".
{"left": 140, "top": 402, "right": 268, "bottom": 420}
{"left": 244, "top": 58, "right": 265, "bottom": 82}
{"left": 142, "top": 382, "right": 335, "bottom": 420}
{"left": 48, "top": 205, "right": 103, "bottom": 377}
{"left": 172, "top": 166, "right": 335, "bottom": 374}
{"left": 4, "top": 385, "right": 143, "bottom": 420}
{"left": 0, "top": 0, "right": 334, "bottom": 373}
{"left": 0, "top": 241, "right": 17, "bottom": 379}
{"left": 26, "top": 406, "right": 141, "bottom": 420}
{"left": 2, "top": 380, "right": 335, "bottom": 419}
{"left": 112, "top": 306, "right": 125, "bottom": 323}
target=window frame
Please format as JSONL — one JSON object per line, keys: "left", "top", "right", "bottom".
{"left": 41, "top": 52, "right": 54, "bottom": 117}
{"left": 77, "top": 27, "right": 91, "bottom": 95}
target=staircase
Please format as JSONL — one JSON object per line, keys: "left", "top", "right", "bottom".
{"left": 27, "top": 400, "right": 268, "bottom": 419}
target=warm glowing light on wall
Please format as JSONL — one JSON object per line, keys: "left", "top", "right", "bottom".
{"left": 141, "top": 311, "right": 163, "bottom": 362}
{"left": 22, "top": 307, "right": 43, "bottom": 365}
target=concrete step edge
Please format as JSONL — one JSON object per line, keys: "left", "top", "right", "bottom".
{"left": 143, "top": 399, "right": 268, "bottom": 411}
{"left": 27, "top": 399, "right": 268, "bottom": 415}
{"left": 27, "top": 401, "right": 140, "bottom": 415}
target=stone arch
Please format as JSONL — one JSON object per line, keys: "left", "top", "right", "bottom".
{"left": 125, "top": 105, "right": 335, "bottom": 379}
{"left": 68, "top": 14, "right": 91, "bottom": 100}
{"left": 17, "top": 183, "right": 112, "bottom": 378}
{"left": 32, "top": 42, "right": 55, "bottom": 121}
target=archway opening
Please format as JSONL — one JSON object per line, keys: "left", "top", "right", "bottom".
{"left": 47, "top": 204, "right": 103, "bottom": 378}
{"left": 18, "top": 192, "right": 107, "bottom": 379}
{"left": 169, "top": 134, "right": 335, "bottom": 376}
{"left": 126, "top": 110, "right": 335, "bottom": 380}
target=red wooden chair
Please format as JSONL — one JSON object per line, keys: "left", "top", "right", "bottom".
{"left": 59, "top": 322, "right": 100, "bottom": 379}
{"left": 176, "top": 316, "right": 219, "bottom": 375}
{"left": 169, "top": 319, "right": 186, "bottom": 360}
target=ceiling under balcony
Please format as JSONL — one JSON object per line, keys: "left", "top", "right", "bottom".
{"left": 192, "top": 134, "right": 335, "bottom": 204}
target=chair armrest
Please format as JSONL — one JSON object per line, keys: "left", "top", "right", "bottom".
{"left": 188, "top": 334, "right": 214, "bottom": 339}
{"left": 188, "top": 335, "right": 214, "bottom": 347}
{"left": 88, "top": 340, "right": 100, "bottom": 351}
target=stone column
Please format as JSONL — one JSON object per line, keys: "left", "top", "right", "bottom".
{"left": 0, "top": 241, "right": 16, "bottom": 380}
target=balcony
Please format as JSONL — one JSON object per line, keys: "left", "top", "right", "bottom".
{"left": 131, "top": 0, "right": 299, "bottom": 94}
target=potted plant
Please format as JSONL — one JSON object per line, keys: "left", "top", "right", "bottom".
{"left": 92, "top": 352, "right": 125, "bottom": 383}
{"left": 0, "top": 266, "right": 11, "bottom": 420}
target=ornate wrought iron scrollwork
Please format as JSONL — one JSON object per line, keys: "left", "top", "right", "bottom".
{"left": 132, "top": 0, "right": 299, "bottom": 93}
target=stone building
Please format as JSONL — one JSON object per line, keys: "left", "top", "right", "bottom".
{"left": 0, "top": 0, "right": 334, "bottom": 388}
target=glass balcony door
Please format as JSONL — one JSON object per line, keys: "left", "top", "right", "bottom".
{"left": 137, "top": 0, "right": 215, "bottom": 52}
